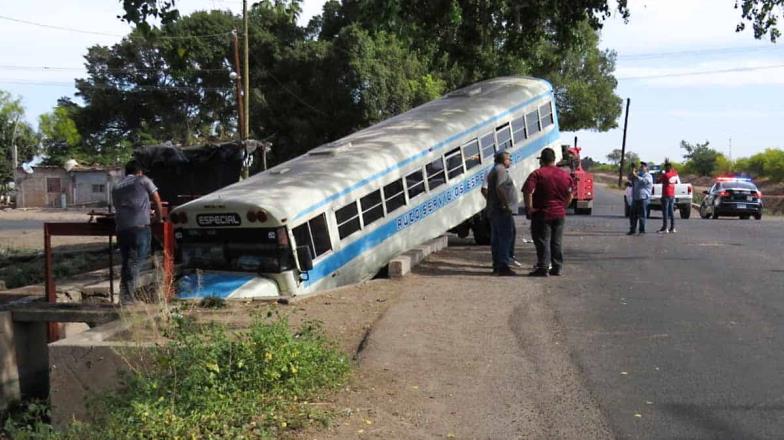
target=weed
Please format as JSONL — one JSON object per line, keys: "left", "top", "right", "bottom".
{"left": 199, "top": 296, "right": 227, "bottom": 309}
{"left": 2, "top": 316, "right": 351, "bottom": 440}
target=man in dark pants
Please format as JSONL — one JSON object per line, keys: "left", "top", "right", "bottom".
{"left": 485, "top": 151, "right": 518, "bottom": 276}
{"left": 628, "top": 161, "right": 653, "bottom": 235}
{"left": 522, "top": 148, "right": 573, "bottom": 277}
{"left": 111, "top": 160, "right": 163, "bottom": 304}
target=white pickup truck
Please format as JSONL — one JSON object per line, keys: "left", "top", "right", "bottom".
{"left": 624, "top": 165, "right": 693, "bottom": 218}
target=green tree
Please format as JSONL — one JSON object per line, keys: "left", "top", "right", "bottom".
{"left": 317, "top": 1, "right": 626, "bottom": 132}
{"left": 0, "top": 91, "right": 38, "bottom": 182}
{"left": 606, "top": 148, "right": 623, "bottom": 164}
{"left": 73, "top": 10, "right": 240, "bottom": 162}
{"left": 735, "top": 0, "right": 784, "bottom": 41}
{"left": 39, "top": 103, "right": 83, "bottom": 166}
{"left": 681, "top": 140, "right": 721, "bottom": 176}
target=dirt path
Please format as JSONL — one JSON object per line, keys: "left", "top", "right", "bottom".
{"left": 0, "top": 208, "right": 106, "bottom": 249}
{"left": 294, "top": 238, "right": 613, "bottom": 439}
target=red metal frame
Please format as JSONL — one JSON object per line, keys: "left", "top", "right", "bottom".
{"left": 43, "top": 209, "right": 173, "bottom": 341}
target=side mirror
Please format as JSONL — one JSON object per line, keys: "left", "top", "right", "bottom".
{"left": 296, "top": 245, "right": 313, "bottom": 271}
{"left": 702, "top": 190, "right": 709, "bottom": 195}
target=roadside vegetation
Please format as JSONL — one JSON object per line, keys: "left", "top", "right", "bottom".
{"left": 0, "top": 246, "right": 113, "bottom": 289}
{"left": 3, "top": 314, "right": 351, "bottom": 439}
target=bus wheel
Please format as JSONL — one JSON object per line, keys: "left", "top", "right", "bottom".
{"left": 472, "top": 216, "right": 491, "bottom": 245}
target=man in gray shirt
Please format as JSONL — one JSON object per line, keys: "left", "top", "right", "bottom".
{"left": 627, "top": 161, "right": 653, "bottom": 235}
{"left": 486, "top": 151, "right": 518, "bottom": 275}
{"left": 112, "top": 160, "right": 163, "bottom": 303}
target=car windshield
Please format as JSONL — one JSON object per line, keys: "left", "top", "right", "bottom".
{"left": 719, "top": 181, "right": 757, "bottom": 191}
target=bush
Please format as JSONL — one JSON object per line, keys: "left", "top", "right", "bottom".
{"left": 3, "top": 316, "right": 351, "bottom": 439}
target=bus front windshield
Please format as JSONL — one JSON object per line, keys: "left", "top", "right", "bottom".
{"left": 178, "top": 227, "right": 294, "bottom": 274}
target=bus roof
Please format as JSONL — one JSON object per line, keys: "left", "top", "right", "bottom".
{"left": 177, "top": 76, "right": 553, "bottom": 223}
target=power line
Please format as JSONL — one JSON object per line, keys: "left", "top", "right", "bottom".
{"left": 617, "top": 44, "right": 782, "bottom": 60}
{"left": 0, "top": 14, "right": 233, "bottom": 40}
{"left": 0, "top": 14, "right": 123, "bottom": 37}
{"left": 617, "top": 63, "right": 784, "bottom": 80}
{"left": 0, "top": 64, "right": 230, "bottom": 74}
{"left": 0, "top": 78, "right": 232, "bottom": 92}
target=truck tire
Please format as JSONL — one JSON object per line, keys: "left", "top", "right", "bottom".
{"left": 472, "top": 215, "right": 491, "bottom": 245}
{"left": 679, "top": 204, "right": 691, "bottom": 219}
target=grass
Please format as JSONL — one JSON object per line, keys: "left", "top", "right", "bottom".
{"left": 3, "top": 314, "right": 351, "bottom": 439}
{"left": 0, "top": 246, "right": 114, "bottom": 289}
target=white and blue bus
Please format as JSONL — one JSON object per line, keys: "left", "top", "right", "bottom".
{"left": 169, "top": 76, "right": 561, "bottom": 299}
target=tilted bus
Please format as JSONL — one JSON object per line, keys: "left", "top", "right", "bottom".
{"left": 169, "top": 76, "right": 561, "bottom": 299}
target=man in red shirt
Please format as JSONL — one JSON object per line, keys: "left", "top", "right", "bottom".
{"left": 658, "top": 161, "right": 680, "bottom": 233}
{"left": 522, "top": 147, "right": 574, "bottom": 277}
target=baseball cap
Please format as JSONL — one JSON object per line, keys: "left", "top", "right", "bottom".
{"left": 537, "top": 147, "right": 556, "bottom": 162}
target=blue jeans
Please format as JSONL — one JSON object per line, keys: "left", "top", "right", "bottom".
{"left": 118, "top": 226, "right": 151, "bottom": 300}
{"left": 490, "top": 211, "right": 514, "bottom": 271}
{"left": 661, "top": 196, "right": 675, "bottom": 230}
{"left": 630, "top": 199, "right": 649, "bottom": 233}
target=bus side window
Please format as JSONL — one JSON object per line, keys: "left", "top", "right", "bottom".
{"left": 336, "top": 201, "right": 361, "bottom": 239}
{"left": 292, "top": 213, "right": 332, "bottom": 261}
{"left": 480, "top": 133, "right": 495, "bottom": 162}
{"left": 292, "top": 223, "right": 312, "bottom": 260}
{"left": 406, "top": 169, "right": 426, "bottom": 200}
{"left": 308, "top": 214, "right": 332, "bottom": 256}
{"left": 361, "top": 189, "right": 384, "bottom": 227}
{"left": 496, "top": 123, "right": 512, "bottom": 151}
{"left": 426, "top": 157, "right": 446, "bottom": 190}
{"left": 462, "top": 139, "right": 481, "bottom": 170}
{"left": 383, "top": 179, "right": 406, "bottom": 214}
{"left": 511, "top": 117, "right": 526, "bottom": 144}
{"left": 526, "top": 110, "right": 541, "bottom": 136}
{"left": 539, "top": 102, "right": 554, "bottom": 128}
{"left": 445, "top": 147, "right": 464, "bottom": 180}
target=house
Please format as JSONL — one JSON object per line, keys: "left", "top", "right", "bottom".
{"left": 14, "top": 166, "right": 123, "bottom": 208}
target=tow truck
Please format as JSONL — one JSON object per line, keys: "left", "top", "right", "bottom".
{"left": 559, "top": 142, "right": 593, "bottom": 215}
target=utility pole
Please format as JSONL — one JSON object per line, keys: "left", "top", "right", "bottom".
{"left": 729, "top": 137, "right": 732, "bottom": 162}
{"left": 10, "top": 118, "right": 19, "bottom": 171}
{"left": 243, "top": 0, "right": 250, "bottom": 141}
{"left": 618, "top": 98, "right": 631, "bottom": 188}
{"left": 231, "top": 30, "right": 245, "bottom": 140}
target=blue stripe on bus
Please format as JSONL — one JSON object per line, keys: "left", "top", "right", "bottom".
{"left": 303, "top": 128, "right": 560, "bottom": 287}
{"left": 293, "top": 89, "right": 555, "bottom": 221}
{"left": 176, "top": 272, "right": 255, "bottom": 299}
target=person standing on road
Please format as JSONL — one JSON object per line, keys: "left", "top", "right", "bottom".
{"left": 485, "top": 151, "right": 518, "bottom": 276}
{"left": 112, "top": 160, "right": 163, "bottom": 304}
{"left": 482, "top": 160, "right": 522, "bottom": 269}
{"left": 658, "top": 161, "right": 680, "bottom": 234}
{"left": 522, "top": 147, "right": 573, "bottom": 277}
{"left": 628, "top": 161, "right": 653, "bottom": 235}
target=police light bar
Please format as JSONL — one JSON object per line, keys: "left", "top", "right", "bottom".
{"left": 716, "top": 176, "right": 753, "bottom": 182}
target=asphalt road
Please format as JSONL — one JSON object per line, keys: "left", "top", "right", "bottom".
{"left": 546, "top": 183, "right": 784, "bottom": 439}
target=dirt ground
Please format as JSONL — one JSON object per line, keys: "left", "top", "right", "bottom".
{"left": 264, "top": 237, "right": 611, "bottom": 440}
{"left": 0, "top": 208, "right": 108, "bottom": 250}
{"left": 111, "top": 235, "right": 608, "bottom": 439}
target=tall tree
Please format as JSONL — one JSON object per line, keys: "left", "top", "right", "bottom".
{"left": 0, "top": 91, "right": 38, "bottom": 182}
{"left": 681, "top": 140, "right": 720, "bottom": 176}
{"left": 39, "top": 102, "right": 84, "bottom": 166}
{"left": 74, "top": 10, "right": 239, "bottom": 161}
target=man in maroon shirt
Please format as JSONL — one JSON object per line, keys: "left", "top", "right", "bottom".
{"left": 522, "top": 147, "right": 574, "bottom": 277}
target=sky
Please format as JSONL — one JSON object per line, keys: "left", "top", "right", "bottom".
{"left": 1, "top": 0, "right": 782, "bottom": 164}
